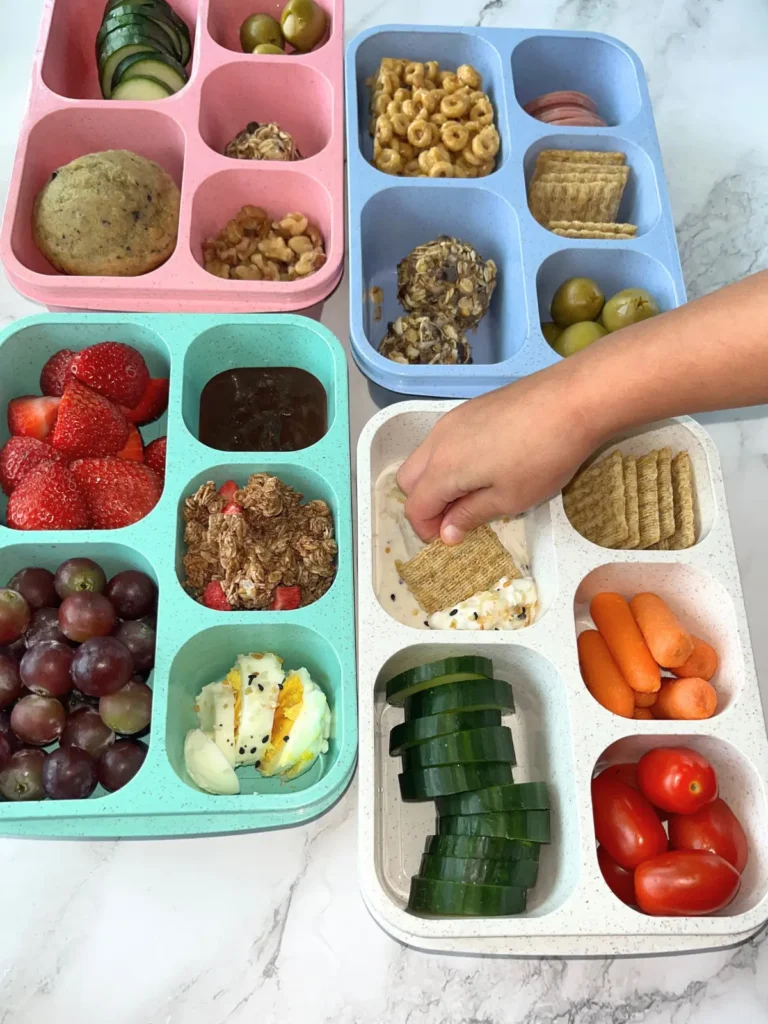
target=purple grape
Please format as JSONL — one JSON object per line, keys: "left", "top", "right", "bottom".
{"left": 0, "top": 652, "right": 23, "bottom": 709}
{"left": 0, "top": 733, "right": 11, "bottom": 772}
{"left": 0, "top": 748, "right": 45, "bottom": 801}
{"left": 61, "top": 707, "right": 115, "bottom": 760}
{"left": 98, "top": 739, "right": 147, "bottom": 792}
{"left": 25, "top": 606, "right": 73, "bottom": 649}
{"left": 0, "top": 588, "right": 30, "bottom": 646}
{"left": 112, "top": 619, "right": 155, "bottom": 673}
{"left": 70, "top": 637, "right": 133, "bottom": 697}
{"left": 20, "top": 641, "right": 74, "bottom": 698}
{"left": 42, "top": 746, "right": 97, "bottom": 800}
{"left": 59, "top": 593, "right": 116, "bottom": 643}
{"left": 8, "top": 567, "right": 58, "bottom": 610}
{"left": 10, "top": 694, "right": 66, "bottom": 746}
{"left": 0, "top": 710, "right": 21, "bottom": 752}
{"left": 0, "top": 636, "right": 26, "bottom": 662}
{"left": 105, "top": 570, "right": 156, "bottom": 620}
{"left": 54, "top": 558, "right": 106, "bottom": 599}
{"left": 99, "top": 679, "right": 152, "bottom": 735}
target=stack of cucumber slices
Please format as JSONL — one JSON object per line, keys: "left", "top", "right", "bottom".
{"left": 97, "top": 0, "right": 192, "bottom": 99}
{"left": 385, "top": 656, "right": 551, "bottom": 917}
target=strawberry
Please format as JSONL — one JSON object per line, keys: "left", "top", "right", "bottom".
{"left": 0, "top": 437, "right": 68, "bottom": 496}
{"left": 218, "top": 479, "right": 242, "bottom": 514}
{"left": 269, "top": 585, "right": 301, "bottom": 611}
{"left": 52, "top": 380, "right": 129, "bottom": 459}
{"left": 121, "top": 378, "right": 169, "bottom": 425}
{"left": 202, "top": 581, "right": 231, "bottom": 611}
{"left": 40, "top": 349, "right": 76, "bottom": 397}
{"left": 144, "top": 436, "right": 166, "bottom": 478}
{"left": 71, "top": 342, "right": 149, "bottom": 408}
{"left": 7, "top": 396, "right": 61, "bottom": 441}
{"left": 117, "top": 424, "right": 144, "bottom": 463}
{"left": 70, "top": 457, "right": 162, "bottom": 529}
{"left": 6, "top": 461, "right": 90, "bottom": 531}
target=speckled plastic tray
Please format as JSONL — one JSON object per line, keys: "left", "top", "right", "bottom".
{"left": 0, "top": 0, "right": 343, "bottom": 315}
{"left": 345, "top": 25, "right": 685, "bottom": 397}
{"left": 356, "top": 402, "right": 768, "bottom": 956}
{"left": 0, "top": 312, "right": 355, "bottom": 838}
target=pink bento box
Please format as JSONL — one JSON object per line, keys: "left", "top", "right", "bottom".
{"left": 0, "top": 0, "right": 344, "bottom": 315}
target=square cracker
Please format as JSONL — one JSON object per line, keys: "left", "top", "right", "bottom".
{"left": 529, "top": 179, "right": 625, "bottom": 224}
{"left": 535, "top": 149, "right": 626, "bottom": 167}
{"left": 623, "top": 455, "right": 640, "bottom": 549}
{"left": 637, "top": 450, "right": 661, "bottom": 548}
{"left": 652, "top": 451, "right": 696, "bottom": 550}
{"left": 536, "top": 169, "right": 630, "bottom": 187}
{"left": 535, "top": 163, "right": 629, "bottom": 182}
{"left": 548, "top": 220, "right": 637, "bottom": 236}
{"left": 551, "top": 227, "right": 637, "bottom": 239}
{"left": 397, "top": 524, "right": 521, "bottom": 615}
{"left": 657, "top": 447, "right": 675, "bottom": 540}
{"left": 563, "top": 449, "right": 628, "bottom": 548}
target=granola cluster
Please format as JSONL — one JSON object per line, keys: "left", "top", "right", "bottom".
{"left": 397, "top": 236, "right": 497, "bottom": 329}
{"left": 224, "top": 122, "right": 301, "bottom": 162}
{"left": 203, "top": 206, "right": 326, "bottom": 281}
{"left": 183, "top": 473, "right": 337, "bottom": 609}
{"left": 379, "top": 313, "right": 471, "bottom": 365}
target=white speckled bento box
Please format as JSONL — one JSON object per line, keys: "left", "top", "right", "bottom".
{"left": 356, "top": 401, "right": 768, "bottom": 956}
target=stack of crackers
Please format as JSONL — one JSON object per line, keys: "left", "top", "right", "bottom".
{"left": 528, "top": 149, "right": 637, "bottom": 240}
{"left": 563, "top": 448, "right": 695, "bottom": 550}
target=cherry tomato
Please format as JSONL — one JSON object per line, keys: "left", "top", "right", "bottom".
{"left": 591, "top": 774, "right": 668, "bottom": 870}
{"left": 668, "top": 797, "right": 748, "bottom": 873}
{"left": 596, "top": 845, "right": 636, "bottom": 906}
{"left": 598, "top": 762, "right": 667, "bottom": 820}
{"left": 637, "top": 747, "right": 717, "bottom": 814}
{"left": 635, "top": 850, "right": 740, "bottom": 916}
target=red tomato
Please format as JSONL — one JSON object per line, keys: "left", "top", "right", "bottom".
{"left": 591, "top": 774, "right": 668, "bottom": 870}
{"left": 668, "top": 798, "right": 748, "bottom": 873}
{"left": 635, "top": 850, "right": 740, "bottom": 916}
{"left": 598, "top": 762, "right": 667, "bottom": 821}
{"left": 596, "top": 845, "right": 636, "bottom": 906}
{"left": 637, "top": 747, "right": 717, "bottom": 814}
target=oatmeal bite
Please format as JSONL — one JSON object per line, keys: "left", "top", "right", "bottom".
{"left": 397, "top": 236, "right": 497, "bottom": 329}
{"left": 183, "top": 473, "right": 337, "bottom": 610}
{"left": 379, "top": 313, "right": 472, "bottom": 365}
{"left": 224, "top": 122, "right": 301, "bottom": 162}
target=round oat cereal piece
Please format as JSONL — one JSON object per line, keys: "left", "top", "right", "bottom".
{"left": 378, "top": 313, "right": 472, "bottom": 365}
{"left": 396, "top": 236, "right": 497, "bottom": 330}
{"left": 33, "top": 150, "right": 180, "bottom": 277}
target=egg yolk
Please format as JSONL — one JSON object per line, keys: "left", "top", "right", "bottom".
{"left": 270, "top": 673, "right": 304, "bottom": 744}
{"left": 226, "top": 667, "right": 243, "bottom": 735}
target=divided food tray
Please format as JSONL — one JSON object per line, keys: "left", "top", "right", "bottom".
{"left": 356, "top": 401, "right": 768, "bottom": 956}
{"left": 345, "top": 26, "right": 686, "bottom": 398}
{"left": 0, "top": 312, "right": 356, "bottom": 837}
{"left": 0, "top": 0, "right": 343, "bottom": 315}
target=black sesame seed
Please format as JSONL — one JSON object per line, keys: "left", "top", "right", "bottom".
{"left": 473, "top": 612, "right": 479, "bottom": 620}
{"left": 262, "top": 735, "right": 269, "bottom": 744}
{"left": 50, "top": 170, "right": 58, "bottom": 179}
{"left": 257, "top": 683, "right": 264, "bottom": 691}
{"left": 250, "top": 747, "right": 257, "bottom": 754}
{"left": 390, "top": 594, "right": 396, "bottom": 602}
{"left": 254, "top": 760, "right": 261, "bottom": 768}
{"left": 248, "top": 673, "right": 259, "bottom": 683}
{"left": 278, "top": 683, "right": 284, "bottom": 690}
{"left": 283, "top": 735, "right": 289, "bottom": 742}
{"left": 517, "top": 610, "right": 527, "bottom": 620}
{"left": 423, "top": 620, "right": 429, "bottom": 627}
{"left": 449, "top": 609, "right": 458, "bottom": 617}
{"left": 239, "top": 747, "right": 245, "bottom": 755}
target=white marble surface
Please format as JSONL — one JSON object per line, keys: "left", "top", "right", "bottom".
{"left": 1, "top": 0, "right": 768, "bottom": 1020}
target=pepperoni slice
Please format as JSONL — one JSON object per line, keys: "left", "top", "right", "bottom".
{"left": 523, "top": 90, "right": 598, "bottom": 116}
{"left": 535, "top": 105, "right": 604, "bottom": 123}
{"left": 548, "top": 115, "right": 607, "bottom": 127}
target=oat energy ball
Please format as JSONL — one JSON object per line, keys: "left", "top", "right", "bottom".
{"left": 224, "top": 122, "right": 301, "bottom": 162}
{"left": 397, "top": 236, "right": 497, "bottom": 329}
{"left": 379, "top": 314, "right": 471, "bottom": 365}
{"left": 33, "top": 150, "right": 180, "bottom": 276}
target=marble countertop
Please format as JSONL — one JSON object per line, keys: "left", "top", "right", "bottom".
{"left": 2, "top": 0, "right": 768, "bottom": 1020}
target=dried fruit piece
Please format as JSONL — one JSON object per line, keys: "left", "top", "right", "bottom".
{"left": 70, "top": 458, "right": 162, "bottom": 529}
{"left": 7, "top": 396, "right": 61, "bottom": 441}
{"left": 40, "top": 349, "right": 76, "bottom": 397}
{"left": 6, "top": 462, "right": 90, "bottom": 531}
{"left": 71, "top": 342, "right": 150, "bottom": 408}
{"left": 202, "top": 581, "right": 231, "bottom": 611}
{"left": 52, "top": 380, "right": 130, "bottom": 459}
{"left": 0, "top": 437, "right": 67, "bottom": 495}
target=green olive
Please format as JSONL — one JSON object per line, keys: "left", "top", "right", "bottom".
{"left": 240, "top": 14, "right": 284, "bottom": 53}
{"left": 550, "top": 277, "right": 605, "bottom": 327}
{"left": 552, "top": 320, "right": 607, "bottom": 358}
{"left": 541, "top": 321, "right": 563, "bottom": 347}
{"left": 280, "top": 0, "right": 327, "bottom": 52}
{"left": 601, "top": 287, "right": 660, "bottom": 332}
{"left": 253, "top": 42, "right": 286, "bottom": 54}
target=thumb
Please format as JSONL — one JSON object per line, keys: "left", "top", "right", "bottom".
{"left": 439, "top": 488, "right": 501, "bottom": 545}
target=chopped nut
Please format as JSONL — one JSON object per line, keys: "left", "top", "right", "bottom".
{"left": 397, "top": 235, "right": 497, "bottom": 330}
{"left": 379, "top": 313, "right": 472, "bottom": 365}
{"left": 203, "top": 205, "right": 326, "bottom": 282}
{"left": 224, "top": 122, "right": 301, "bottom": 162}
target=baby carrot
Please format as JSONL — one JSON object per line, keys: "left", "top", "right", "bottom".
{"left": 634, "top": 690, "right": 657, "bottom": 708}
{"left": 577, "top": 629, "right": 635, "bottom": 718}
{"left": 633, "top": 707, "right": 654, "bottom": 720}
{"left": 670, "top": 636, "right": 719, "bottom": 681}
{"left": 590, "top": 592, "right": 661, "bottom": 693}
{"left": 629, "top": 593, "right": 694, "bottom": 668}
{"left": 653, "top": 677, "right": 718, "bottom": 720}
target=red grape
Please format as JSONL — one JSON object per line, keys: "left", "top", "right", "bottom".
{"left": 0, "top": 733, "right": 11, "bottom": 772}
{"left": 71, "top": 637, "right": 133, "bottom": 697}
{"left": 54, "top": 558, "right": 106, "bottom": 599}
{"left": 112, "top": 619, "right": 156, "bottom": 673}
{"left": 105, "top": 571, "right": 156, "bottom": 620}
{"left": 42, "top": 746, "right": 98, "bottom": 800}
{"left": 8, "top": 567, "right": 58, "bottom": 610}
{"left": 0, "top": 709, "right": 21, "bottom": 752}
{"left": 0, "top": 652, "right": 23, "bottom": 709}
{"left": 0, "top": 588, "right": 30, "bottom": 645}
{"left": 59, "top": 592, "right": 116, "bottom": 642}
{"left": 61, "top": 707, "right": 115, "bottom": 760}
{"left": 10, "top": 694, "right": 66, "bottom": 745}
{"left": 20, "top": 640, "right": 74, "bottom": 698}
{"left": 25, "top": 606, "right": 73, "bottom": 648}
{"left": 98, "top": 739, "right": 147, "bottom": 792}
{"left": 0, "top": 637, "right": 26, "bottom": 662}
{"left": 99, "top": 679, "right": 152, "bottom": 735}
{"left": 0, "top": 749, "right": 45, "bottom": 801}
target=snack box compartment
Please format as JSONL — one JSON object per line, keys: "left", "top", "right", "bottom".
{"left": 0, "top": 0, "right": 343, "bottom": 315}
{"left": 345, "top": 25, "right": 685, "bottom": 398}
{"left": 0, "top": 313, "right": 355, "bottom": 837}
{"left": 356, "top": 401, "right": 768, "bottom": 955}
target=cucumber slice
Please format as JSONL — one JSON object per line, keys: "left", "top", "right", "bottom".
{"left": 98, "top": 13, "right": 183, "bottom": 62}
{"left": 112, "top": 51, "right": 187, "bottom": 93}
{"left": 405, "top": 678, "right": 514, "bottom": 719}
{"left": 385, "top": 656, "right": 492, "bottom": 706}
{"left": 425, "top": 834, "right": 541, "bottom": 861}
{"left": 389, "top": 709, "right": 501, "bottom": 756}
{"left": 402, "top": 726, "right": 516, "bottom": 771}
{"left": 399, "top": 762, "right": 513, "bottom": 802}
{"left": 436, "top": 781, "right": 550, "bottom": 817}
{"left": 111, "top": 75, "right": 174, "bottom": 99}
{"left": 98, "top": 36, "right": 174, "bottom": 97}
{"left": 103, "top": 2, "right": 190, "bottom": 64}
{"left": 438, "top": 810, "right": 551, "bottom": 843}
{"left": 419, "top": 853, "right": 539, "bottom": 888}
{"left": 408, "top": 876, "right": 527, "bottom": 917}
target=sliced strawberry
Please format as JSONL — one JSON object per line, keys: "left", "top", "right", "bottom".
{"left": 121, "top": 378, "right": 169, "bottom": 425}
{"left": 202, "top": 581, "right": 231, "bottom": 611}
{"left": 269, "top": 585, "right": 301, "bottom": 611}
{"left": 0, "top": 437, "right": 68, "bottom": 496}
{"left": 40, "top": 349, "right": 76, "bottom": 397}
{"left": 52, "top": 380, "right": 129, "bottom": 459}
{"left": 71, "top": 342, "right": 149, "bottom": 408}
{"left": 70, "top": 457, "right": 162, "bottom": 529}
{"left": 117, "top": 424, "right": 144, "bottom": 463}
{"left": 218, "top": 480, "right": 239, "bottom": 501}
{"left": 6, "top": 461, "right": 90, "bottom": 531}
{"left": 7, "top": 396, "right": 61, "bottom": 441}
{"left": 222, "top": 503, "right": 242, "bottom": 515}
{"left": 144, "top": 436, "right": 166, "bottom": 478}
